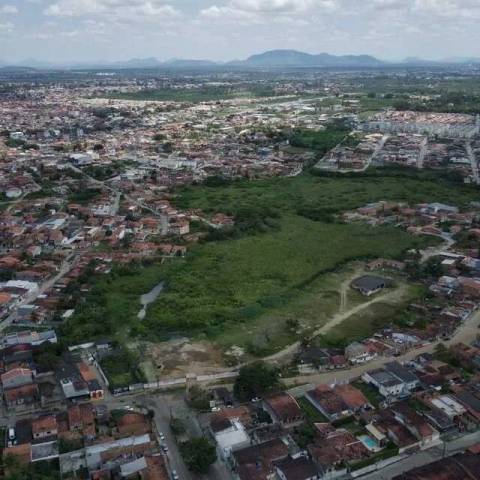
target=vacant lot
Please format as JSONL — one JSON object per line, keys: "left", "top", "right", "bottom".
{"left": 319, "top": 283, "right": 427, "bottom": 347}
{"left": 64, "top": 169, "right": 477, "bottom": 357}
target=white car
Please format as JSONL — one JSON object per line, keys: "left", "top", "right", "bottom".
{"left": 172, "top": 470, "right": 179, "bottom": 480}
{"left": 159, "top": 432, "right": 165, "bottom": 441}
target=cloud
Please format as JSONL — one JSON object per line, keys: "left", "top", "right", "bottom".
{"left": 0, "top": 21, "right": 14, "bottom": 33}
{"left": 44, "top": 0, "right": 180, "bottom": 21}
{"left": 0, "top": 5, "right": 19, "bottom": 14}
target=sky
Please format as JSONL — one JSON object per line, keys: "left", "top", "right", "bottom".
{"left": 0, "top": 0, "right": 479, "bottom": 64}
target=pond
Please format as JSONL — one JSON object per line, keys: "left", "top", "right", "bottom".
{"left": 137, "top": 282, "right": 164, "bottom": 320}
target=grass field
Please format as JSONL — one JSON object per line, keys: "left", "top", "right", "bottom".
{"left": 319, "top": 283, "right": 427, "bottom": 347}
{"left": 103, "top": 86, "right": 281, "bottom": 103}
{"left": 64, "top": 168, "right": 478, "bottom": 354}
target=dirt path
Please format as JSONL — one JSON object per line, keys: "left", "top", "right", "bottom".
{"left": 311, "top": 283, "right": 408, "bottom": 338}
{"left": 264, "top": 279, "right": 407, "bottom": 364}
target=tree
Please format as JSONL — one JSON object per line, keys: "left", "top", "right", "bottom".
{"left": 180, "top": 438, "right": 217, "bottom": 474}
{"left": 234, "top": 361, "right": 281, "bottom": 401}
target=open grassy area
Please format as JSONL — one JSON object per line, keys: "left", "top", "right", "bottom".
{"left": 143, "top": 216, "right": 431, "bottom": 343}
{"left": 63, "top": 169, "right": 478, "bottom": 354}
{"left": 103, "top": 86, "right": 283, "bottom": 103}
{"left": 100, "top": 348, "right": 146, "bottom": 389}
{"left": 319, "top": 283, "right": 427, "bottom": 347}
{"left": 174, "top": 168, "right": 479, "bottom": 217}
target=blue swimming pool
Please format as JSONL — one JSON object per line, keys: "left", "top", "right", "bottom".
{"left": 358, "top": 435, "right": 378, "bottom": 451}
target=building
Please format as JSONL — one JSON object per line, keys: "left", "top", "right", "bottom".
{"left": 305, "top": 385, "right": 351, "bottom": 421}
{"left": 263, "top": 393, "right": 304, "bottom": 428}
{"left": 351, "top": 275, "right": 390, "bottom": 296}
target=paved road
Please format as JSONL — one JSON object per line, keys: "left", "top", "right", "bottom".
{"left": 359, "top": 431, "right": 480, "bottom": 480}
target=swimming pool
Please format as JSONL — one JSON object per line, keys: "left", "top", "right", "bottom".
{"left": 358, "top": 435, "right": 380, "bottom": 451}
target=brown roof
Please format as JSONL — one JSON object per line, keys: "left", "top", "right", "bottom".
{"left": 4, "top": 383, "right": 38, "bottom": 402}
{"left": 32, "top": 415, "right": 57, "bottom": 435}
{"left": 76, "top": 362, "right": 97, "bottom": 382}
{"left": 333, "top": 384, "right": 370, "bottom": 410}
{"left": 264, "top": 393, "right": 303, "bottom": 423}
{"left": 234, "top": 438, "right": 289, "bottom": 479}
{"left": 308, "top": 428, "right": 369, "bottom": 467}
{"left": 307, "top": 385, "right": 350, "bottom": 417}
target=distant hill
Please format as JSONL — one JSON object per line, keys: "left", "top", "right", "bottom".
{"left": 9, "top": 50, "right": 480, "bottom": 70}
{"left": 231, "top": 49, "right": 385, "bottom": 67}
{"left": 163, "top": 59, "right": 219, "bottom": 67}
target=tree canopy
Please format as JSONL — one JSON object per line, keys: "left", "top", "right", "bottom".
{"left": 180, "top": 437, "right": 217, "bottom": 474}
{"left": 234, "top": 361, "right": 281, "bottom": 401}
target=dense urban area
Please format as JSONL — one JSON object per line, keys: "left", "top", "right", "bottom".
{"left": 1, "top": 63, "right": 480, "bottom": 480}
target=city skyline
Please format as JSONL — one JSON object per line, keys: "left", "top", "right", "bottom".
{"left": 0, "top": 0, "right": 480, "bottom": 64}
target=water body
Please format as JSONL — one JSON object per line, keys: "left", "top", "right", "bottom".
{"left": 137, "top": 282, "right": 164, "bottom": 320}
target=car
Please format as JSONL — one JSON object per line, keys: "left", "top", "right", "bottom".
{"left": 159, "top": 432, "right": 165, "bottom": 441}
{"left": 162, "top": 444, "right": 169, "bottom": 453}
{"left": 211, "top": 406, "right": 220, "bottom": 412}
{"left": 171, "top": 469, "right": 179, "bottom": 480}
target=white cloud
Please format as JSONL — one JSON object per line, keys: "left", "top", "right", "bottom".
{"left": 0, "top": 5, "right": 19, "bottom": 14}
{"left": 44, "top": 0, "right": 180, "bottom": 21}
{"left": 0, "top": 21, "right": 14, "bottom": 33}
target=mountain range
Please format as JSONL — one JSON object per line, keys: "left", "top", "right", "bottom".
{"left": 1, "top": 49, "right": 480, "bottom": 70}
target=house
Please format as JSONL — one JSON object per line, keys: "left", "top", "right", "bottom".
{"left": 362, "top": 362, "right": 419, "bottom": 400}
{"left": 1, "top": 367, "right": 34, "bottom": 390}
{"left": 67, "top": 403, "right": 95, "bottom": 437}
{"left": 4, "top": 383, "right": 39, "bottom": 410}
{"left": 362, "top": 369, "right": 405, "bottom": 399}
{"left": 305, "top": 385, "right": 351, "bottom": 421}
{"left": 385, "top": 362, "right": 420, "bottom": 392}
{"left": 3, "top": 330, "right": 57, "bottom": 347}
{"left": 351, "top": 275, "right": 390, "bottom": 296}
{"left": 274, "top": 456, "right": 320, "bottom": 480}
{"left": 308, "top": 425, "right": 369, "bottom": 474}
{"left": 345, "top": 342, "right": 375, "bottom": 364}
{"left": 212, "top": 417, "right": 250, "bottom": 460}
{"left": 458, "top": 277, "right": 480, "bottom": 298}
{"left": 391, "top": 402, "right": 440, "bottom": 447}
{"left": 232, "top": 438, "right": 289, "bottom": 480}
{"left": 333, "top": 384, "right": 371, "bottom": 412}
{"left": 263, "top": 392, "right": 303, "bottom": 428}
{"left": 32, "top": 415, "right": 58, "bottom": 440}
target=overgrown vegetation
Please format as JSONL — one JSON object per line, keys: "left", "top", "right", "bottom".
{"left": 100, "top": 348, "right": 146, "bottom": 388}
{"left": 63, "top": 169, "right": 478, "bottom": 350}
{"left": 233, "top": 362, "right": 281, "bottom": 401}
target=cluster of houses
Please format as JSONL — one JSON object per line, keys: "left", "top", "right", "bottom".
{"left": 0, "top": 329, "right": 106, "bottom": 413}
{"left": 317, "top": 111, "right": 480, "bottom": 181}
{"left": 3, "top": 400, "right": 168, "bottom": 479}
{"left": 204, "top": 347, "right": 480, "bottom": 480}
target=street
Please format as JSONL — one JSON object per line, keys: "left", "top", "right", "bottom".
{"left": 359, "top": 431, "right": 480, "bottom": 479}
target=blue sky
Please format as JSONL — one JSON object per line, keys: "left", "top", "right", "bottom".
{"left": 0, "top": 0, "right": 479, "bottom": 63}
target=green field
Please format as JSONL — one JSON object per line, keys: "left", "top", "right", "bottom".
{"left": 103, "top": 86, "right": 281, "bottom": 103}
{"left": 319, "top": 284, "right": 426, "bottom": 347}
{"left": 63, "top": 169, "right": 478, "bottom": 352}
